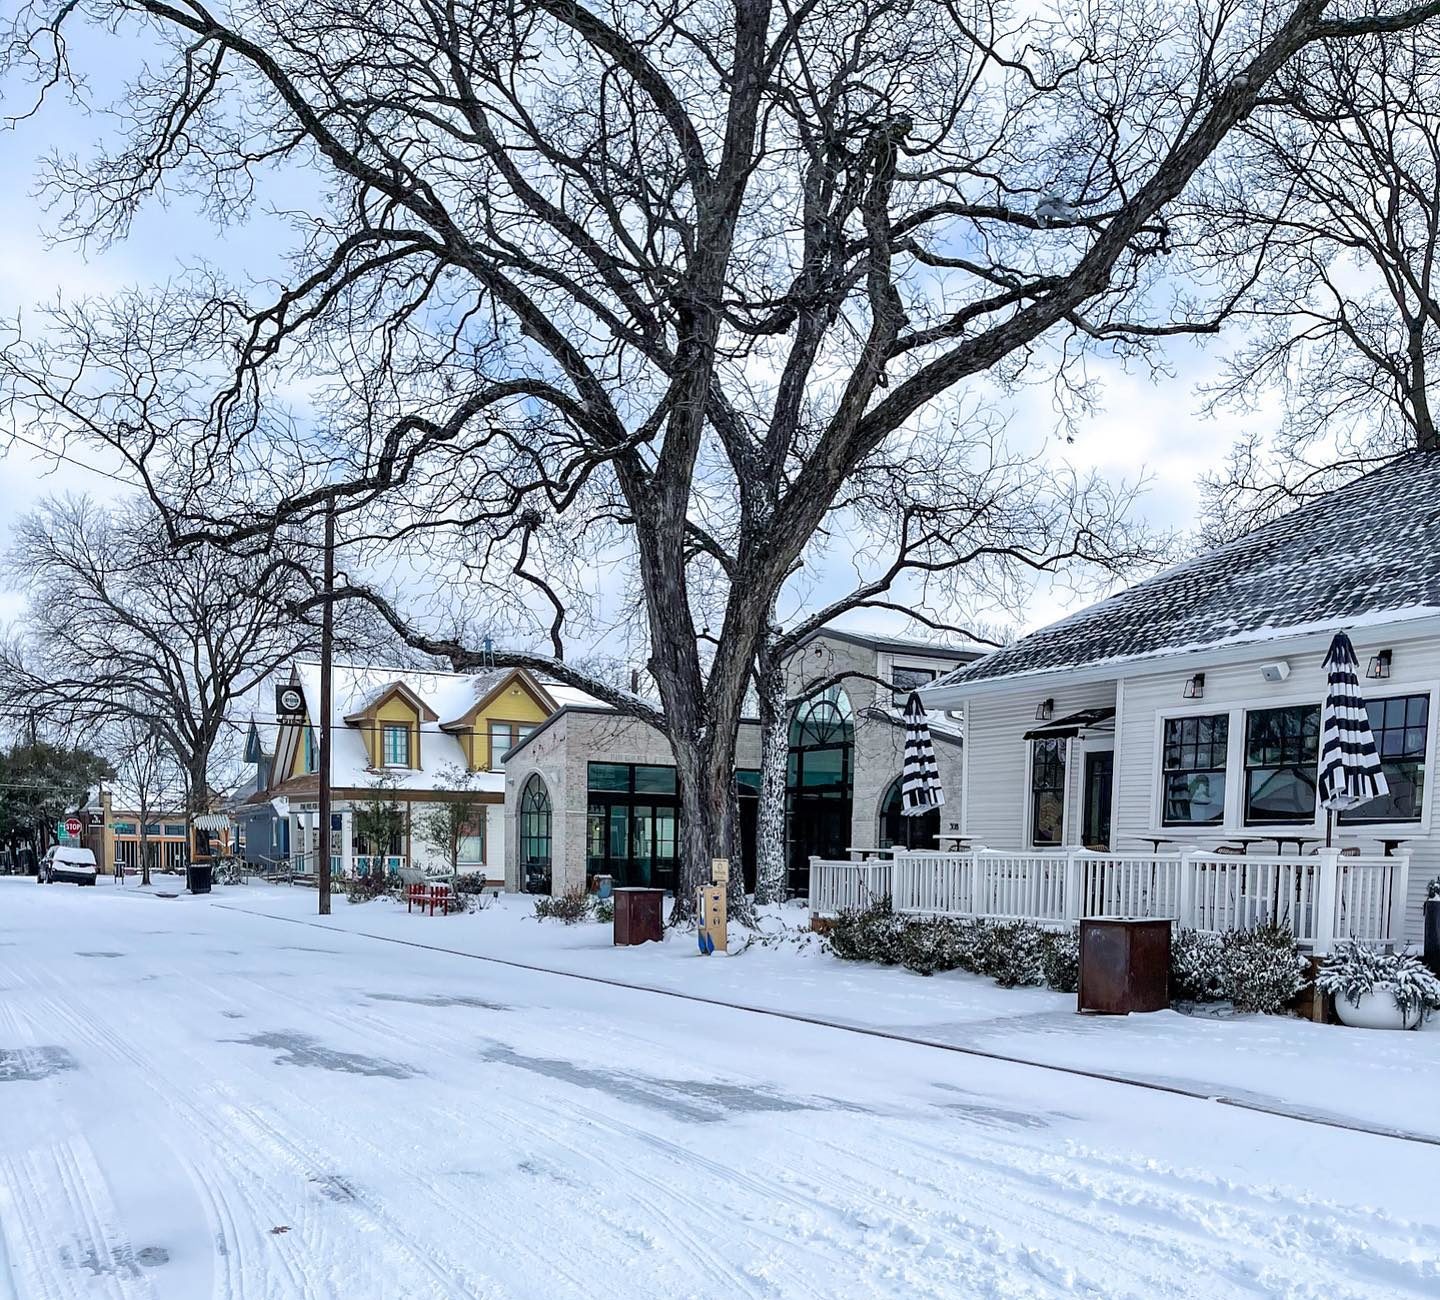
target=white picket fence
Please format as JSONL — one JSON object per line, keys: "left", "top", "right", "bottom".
{"left": 810, "top": 848, "right": 1410, "bottom": 951}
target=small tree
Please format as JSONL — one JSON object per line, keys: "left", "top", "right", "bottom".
{"left": 413, "top": 766, "right": 491, "bottom": 877}
{"left": 109, "top": 719, "right": 185, "bottom": 886}
{"left": 351, "top": 771, "right": 405, "bottom": 875}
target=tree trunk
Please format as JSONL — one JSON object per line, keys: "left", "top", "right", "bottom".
{"left": 670, "top": 734, "right": 739, "bottom": 922}
{"left": 139, "top": 825, "right": 151, "bottom": 886}
{"left": 1410, "top": 325, "right": 1438, "bottom": 451}
{"left": 753, "top": 644, "right": 789, "bottom": 906}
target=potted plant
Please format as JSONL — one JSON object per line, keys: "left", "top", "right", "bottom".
{"left": 1425, "top": 876, "right": 1440, "bottom": 976}
{"left": 1316, "top": 940, "right": 1440, "bottom": 1030}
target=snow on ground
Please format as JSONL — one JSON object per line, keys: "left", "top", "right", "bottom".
{"left": 234, "top": 882, "right": 1440, "bottom": 1143}
{"left": 1, "top": 878, "right": 1437, "bottom": 1299}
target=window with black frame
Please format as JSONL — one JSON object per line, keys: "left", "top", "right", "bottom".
{"left": 1161, "top": 715, "right": 1228, "bottom": 825}
{"left": 518, "top": 775, "right": 552, "bottom": 893}
{"left": 1244, "top": 704, "right": 1320, "bottom": 824}
{"left": 1340, "top": 693, "right": 1429, "bottom": 824}
{"left": 1030, "top": 738, "right": 1065, "bottom": 845}
{"left": 891, "top": 665, "right": 937, "bottom": 708}
{"left": 586, "top": 762, "right": 680, "bottom": 890}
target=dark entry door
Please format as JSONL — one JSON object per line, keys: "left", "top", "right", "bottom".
{"left": 1083, "top": 750, "right": 1114, "bottom": 849}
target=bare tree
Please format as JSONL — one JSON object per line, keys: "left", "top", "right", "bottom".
{"left": 5, "top": 0, "right": 1440, "bottom": 911}
{"left": 414, "top": 765, "right": 491, "bottom": 876}
{"left": 0, "top": 495, "right": 317, "bottom": 824}
{"left": 1196, "top": 24, "right": 1440, "bottom": 538}
{"left": 108, "top": 717, "right": 186, "bottom": 885}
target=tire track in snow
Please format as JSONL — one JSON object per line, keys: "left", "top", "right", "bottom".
{"left": 27, "top": 993, "right": 324, "bottom": 1300}
{"left": 184, "top": 961, "right": 766, "bottom": 1300}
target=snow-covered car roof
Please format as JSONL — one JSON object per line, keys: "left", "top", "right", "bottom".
{"left": 930, "top": 451, "right": 1440, "bottom": 692}
{"left": 51, "top": 846, "right": 97, "bottom": 867}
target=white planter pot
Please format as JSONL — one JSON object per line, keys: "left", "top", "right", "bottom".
{"left": 1333, "top": 988, "right": 1422, "bottom": 1031}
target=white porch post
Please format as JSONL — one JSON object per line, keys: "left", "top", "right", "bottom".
{"left": 485, "top": 803, "right": 505, "bottom": 883}
{"left": 1388, "top": 851, "right": 1412, "bottom": 948}
{"left": 1062, "top": 848, "right": 1083, "bottom": 923}
{"left": 1313, "top": 847, "right": 1341, "bottom": 955}
{"left": 339, "top": 808, "right": 352, "bottom": 879}
{"left": 1178, "top": 850, "right": 1201, "bottom": 931}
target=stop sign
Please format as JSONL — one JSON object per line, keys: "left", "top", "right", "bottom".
{"left": 64, "top": 816, "right": 83, "bottom": 838}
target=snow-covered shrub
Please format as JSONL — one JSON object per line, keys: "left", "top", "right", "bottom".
{"left": 592, "top": 896, "right": 615, "bottom": 924}
{"left": 533, "top": 891, "right": 590, "bottom": 924}
{"left": 974, "top": 921, "right": 1047, "bottom": 987}
{"left": 1317, "top": 941, "right": 1440, "bottom": 1021}
{"left": 1170, "top": 929, "right": 1228, "bottom": 1002}
{"left": 1427, "top": 875, "right": 1440, "bottom": 902}
{"left": 1223, "top": 925, "right": 1309, "bottom": 1014}
{"left": 894, "top": 917, "right": 975, "bottom": 975}
{"left": 825, "top": 900, "right": 905, "bottom": 965}
{"left": 1040, "top": 929, "right": 1080, "bottom": 993}
{"left": 453, "top": 872, "right": 488, "bottom": 894}
{"left": 1169, "top": 926, "right": 1307, "bottom": 1012}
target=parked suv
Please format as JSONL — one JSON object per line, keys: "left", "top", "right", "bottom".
{"left": 38, "top": 845, "right": 98, "bottom": 886}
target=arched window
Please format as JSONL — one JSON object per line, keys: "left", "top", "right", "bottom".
{"left": 787, "top": 686, "right": 855, "bottom": 892}
{"left": 878, "top": 777, "right": 940, "bottom": 851}
{"left": 519, "top": 775, "right": 553, "bottom": 893}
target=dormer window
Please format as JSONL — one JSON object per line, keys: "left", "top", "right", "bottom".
{"left": 382, "top": 724, "right": 411, "bottom": 768}
{"left": 303, "top": 726, "right": 318, "bottom": 773}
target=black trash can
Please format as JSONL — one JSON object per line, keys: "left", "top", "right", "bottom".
{"left": 186, "top": 863, "right": 213, "bottom": 895}
{"left": 1424, "top": 898, "right": 1440, "bottom": 976}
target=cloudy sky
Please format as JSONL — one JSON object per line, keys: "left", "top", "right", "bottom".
{"left": 0, "top": 22, "right": 1273, "bottom": 653}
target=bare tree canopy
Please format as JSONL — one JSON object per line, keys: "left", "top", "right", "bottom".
{"left": 1197, "top": 22, "right": 1440, "bottom": 538}
{"left": 5, "top": 0, "right": 1440, "bottom": 904}
{"left": 0, "top": 495, "right": 317, "bottom": 814}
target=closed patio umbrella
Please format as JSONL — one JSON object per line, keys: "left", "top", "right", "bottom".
{"left": 900, "top": 692, "right": 945, "bottom": 848}
{"left": 1319, "top": 631, "right": 1388, "bottom": 845}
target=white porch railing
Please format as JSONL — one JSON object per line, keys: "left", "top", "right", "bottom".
{"left": 809, "top": 860, "right": 892, "bottom": 917}
{"left": 809, "top": 848, "right": 1410, "bottom": 951}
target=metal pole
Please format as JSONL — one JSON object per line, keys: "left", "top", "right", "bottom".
{"left": 318, "top": 495, "right": 335, "bottom": 916}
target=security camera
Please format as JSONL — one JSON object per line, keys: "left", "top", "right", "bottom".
{"left": 1260, "top": 661, "right": 1290, "bottom": 683}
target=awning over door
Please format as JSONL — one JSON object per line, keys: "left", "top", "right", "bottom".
{"left": 1023, "top": 707, "right": 1116, "bottom": 741}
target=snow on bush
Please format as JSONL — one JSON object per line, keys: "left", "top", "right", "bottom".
{"left": 533, "top": 891, "right": 591, "bottom": 924}
{"left": 1427, "top": 874, "right": 1440, "bottom": 902}
{"left": 1316, "top": 940, "right": 1440, "bottom": 1021}
{"left": 827, "top": 910, "right": 1305, "bottom": 1011}
{"left": 1223, "top": 926, "right": 1310, "bottom": 1015}
{"left": 825, "top": 906, "right": 1075, "bottom": 992}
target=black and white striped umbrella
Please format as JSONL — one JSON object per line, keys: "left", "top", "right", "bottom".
{"left": 901, "top": 691, "right": 946, "bottom": 816}
{"left": 1319, "top": 631, "right": 1388, "bottom": 814}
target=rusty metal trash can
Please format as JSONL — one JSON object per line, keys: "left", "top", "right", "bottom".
{"left": 613, "top": 887, "right": 665, "bottom": 946}
{"left": 1077, "top": 917, "right": 1170, "bottom": 1014}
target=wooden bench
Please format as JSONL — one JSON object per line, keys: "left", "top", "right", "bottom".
{"left": 406, "top": 882, "right": 457, "bottom": 916}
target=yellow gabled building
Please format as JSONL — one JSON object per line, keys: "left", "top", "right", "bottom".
{"left": 253, "top": 661, "right": 590, "bottom": 881}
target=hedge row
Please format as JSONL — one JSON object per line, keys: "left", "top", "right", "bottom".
{"left": 824, "top": 902, "right": 1308, "bottom": 1013}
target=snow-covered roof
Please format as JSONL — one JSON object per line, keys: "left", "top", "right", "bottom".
{"left": 931, "top": 451, "right": 1440, "bottom": 692}
{"left": 286, "top": 662, "right": 602, "bottom": 792}
{"left": 797, "top": 627, "right": 987, "bottom": 661}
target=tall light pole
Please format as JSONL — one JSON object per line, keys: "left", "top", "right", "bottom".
{"left": 317, "top": 493, "right": 335, "bottom": 916}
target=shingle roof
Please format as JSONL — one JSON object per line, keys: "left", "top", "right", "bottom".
{"left": 934, "top": 451, "right": 1440, "bottom": 689}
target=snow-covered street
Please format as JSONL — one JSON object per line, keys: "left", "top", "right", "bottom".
{"left": 3, "top": 879, "right": 1438, "bottom": 1299}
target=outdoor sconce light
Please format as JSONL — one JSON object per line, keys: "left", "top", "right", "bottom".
{"left": 1034, "top": 698, "right": 1054, "bottom": 721}
{"left": 1182, "top": 672, "right": 1205, "bottom": 699}
{"left": 1367, "top": 648, "right": 1393, "bottom": 680}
